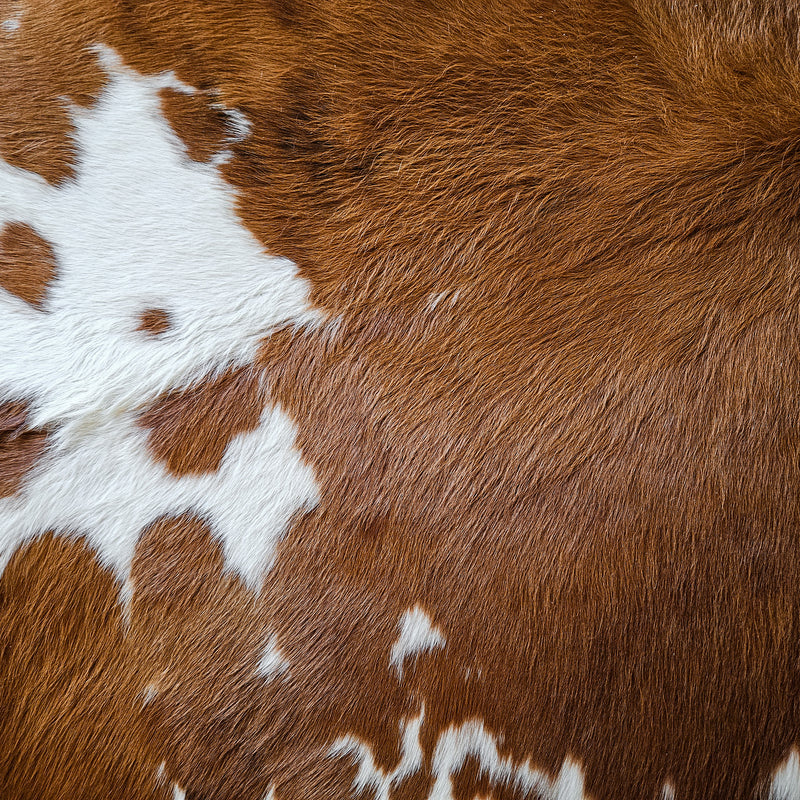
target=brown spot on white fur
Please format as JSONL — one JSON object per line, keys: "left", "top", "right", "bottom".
{"left": 0, "top": 400, "right": 47, "bottom": 497}
{"left": 0, "top": 222, "right": 57, "bottom": 309}
{"left": 137, "top": 308, "right": 172, "bottom": 336}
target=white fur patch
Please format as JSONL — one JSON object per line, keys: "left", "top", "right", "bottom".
{"left": 0, "top": 401, "right": 319, "bottom": 589}
{"left": 425, "top": 289, "right": 460, "bottom": 312}
{"left": 0, "top": 46, "right": 321, "bottom": 588}
{"left": 331, "top": 710, "right": 588, "bottom": 800}
{"left": 661, "top": 780, "right": 676, "bottom": 800}
{"left": 257, "top": 633, "right": 291, "bottom": 680}
{"left": 154, "top": 763, "right": 185, "bottom": 800}
{"left": 770, "top": 749, "right": 800, "bottom": 800}
{"left": 390, "top": 606, "right": 446, "bottom": 679}
{"left": 330, "top": 708, "right": 425, "bottom": 800}
{"left": 431, "top": 720, "right": 587, "bottom": 800}
{"left": 141, "top": 683, "right": 159, "bottom": 706}
{"left": 1, "top": 6, "right": 22, "bottom": 33}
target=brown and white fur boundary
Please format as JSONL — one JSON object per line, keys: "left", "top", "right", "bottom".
{"left": 2, "top": 1, "right": 800, "bottom": 798}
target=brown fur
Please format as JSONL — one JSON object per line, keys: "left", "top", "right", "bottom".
{"left": 0, "top": 401, "right": 48, "bottom": 498}
{"left": 158, "top": 88, "right": 231, "bottom": 164}
{"left": 0, "top": 0, "right": 105, "bottom": 183}
{"left": 3, "top": 1, "right": 800, "bottom": 799}
{"left": 0, "top": 222, "right": 57, "bottom": 309}
{"left": 0, "top": 534, "right": 170, "bottom": 799}
{"left": 138, "top": 366, "right": 266, "bottom": 476}
{"left": 137, "top": 308, "right": 172, "bottom": 336}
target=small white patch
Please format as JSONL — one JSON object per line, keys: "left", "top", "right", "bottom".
{"left": 770, "top": 749, "right": 800, "bottom": 800}
{"left": 141, "top": 683, "right": 159, "bottom": 706}
{"left": 430, "top": 720, "right": 586, "bottom": 800}
{"left": 262, "top": 788, "right": 277, "bottom": 800}
{"left": 155, "top": 762, "right": 166, "bottom": 782}
{"left": 0, "top": 5, "right": 22, "bottom": 34}
{"left": 330, "top": 707, "right": 425, "bottom": 800}
{"left": 425, "top": 289, "right": 460, "bottom": 312}
{"left": 172, "top": 785, "right": 186, "bottom": 800}
{"left": 219, "top": 106, "right": 252, "bottom": 142}
{"left": 257, "top": 633, "right": 290, "bottom": 680}
{"left": 390, "top": 606, "right": 446, "bottom": 679}
{"left": 551, "top": 759, "right": 587, "bottom": 800}
{"left": 0, "top": 46, "right": 322, "bottom": 589}
{"left": 661, "top": 780, "right": 676, "bottom": 800}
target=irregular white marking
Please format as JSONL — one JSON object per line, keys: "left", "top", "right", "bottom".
{"left": 770, "top": 749, "right": 800, "bottom": 800}
{"left": 464, "top": 666, "right": 483, "bottom": 680}
{"left": 661, "top": 779, "right": 676, "bottom": 800}
{"left": 333, "top": 711, "right": 587, "bottom": 800}
{"left": 0, "top": 46, "right": 322, "bottom": 588}
{"left": 119, "top": 578, "right": 135, "bottom": 627}
{"left": 220, "top": 106, "right": 252, "bottom": 142}
{"left": 425, "top": 289, "right": 460, "bottom": 312}
{"left": 1, "top": 5, "right": 22, "bottom": 34}
{"left": 430, "top": 719, "right": 587, "bottom": 800}
{"left": 262, "top": 788, "right": 277, "bottom": 800}
{"left": 208, "top": 107, "right": 250, "bottom": 167}
{"left": 142, "top": 684, "right": 159, "bottom": 706}
{"left": 0, "top": 402, "right": 319, "bottom": 588}
{"left": 330, "top": 707, "right": 425, "bottom": 800}
{"left": 390, "top": 606, "right": 446, "bottom": 679}
{"left": 257, "top": 633, "right": 290, "bottom": 680}
{"left": 1, "top": 45, "right": 321, "bottom": 434}
{"left": 551, "top": 759, "right": 588, "bottom": 800}
{"left": 154, "top": 763, "right": 183, "bottom": 799}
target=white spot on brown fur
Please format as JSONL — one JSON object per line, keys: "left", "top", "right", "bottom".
{"left": 425, "top": 289, "right": 460, "bottom": 312}
{"left": 389, "top": 605, "right": 445, "bottom": 679}
{"left": 257, "top": 633, "right": 290, "bottom": 680}
{"left": 141, "top": 684, "right": 159, "bottom": 706}
{"left": 1, "top": 11, "right": 22, "bottom": 34}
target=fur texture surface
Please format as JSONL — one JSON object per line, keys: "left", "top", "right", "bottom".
{"left": 2, "top": 1, "right": 800, "bottom": 798}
